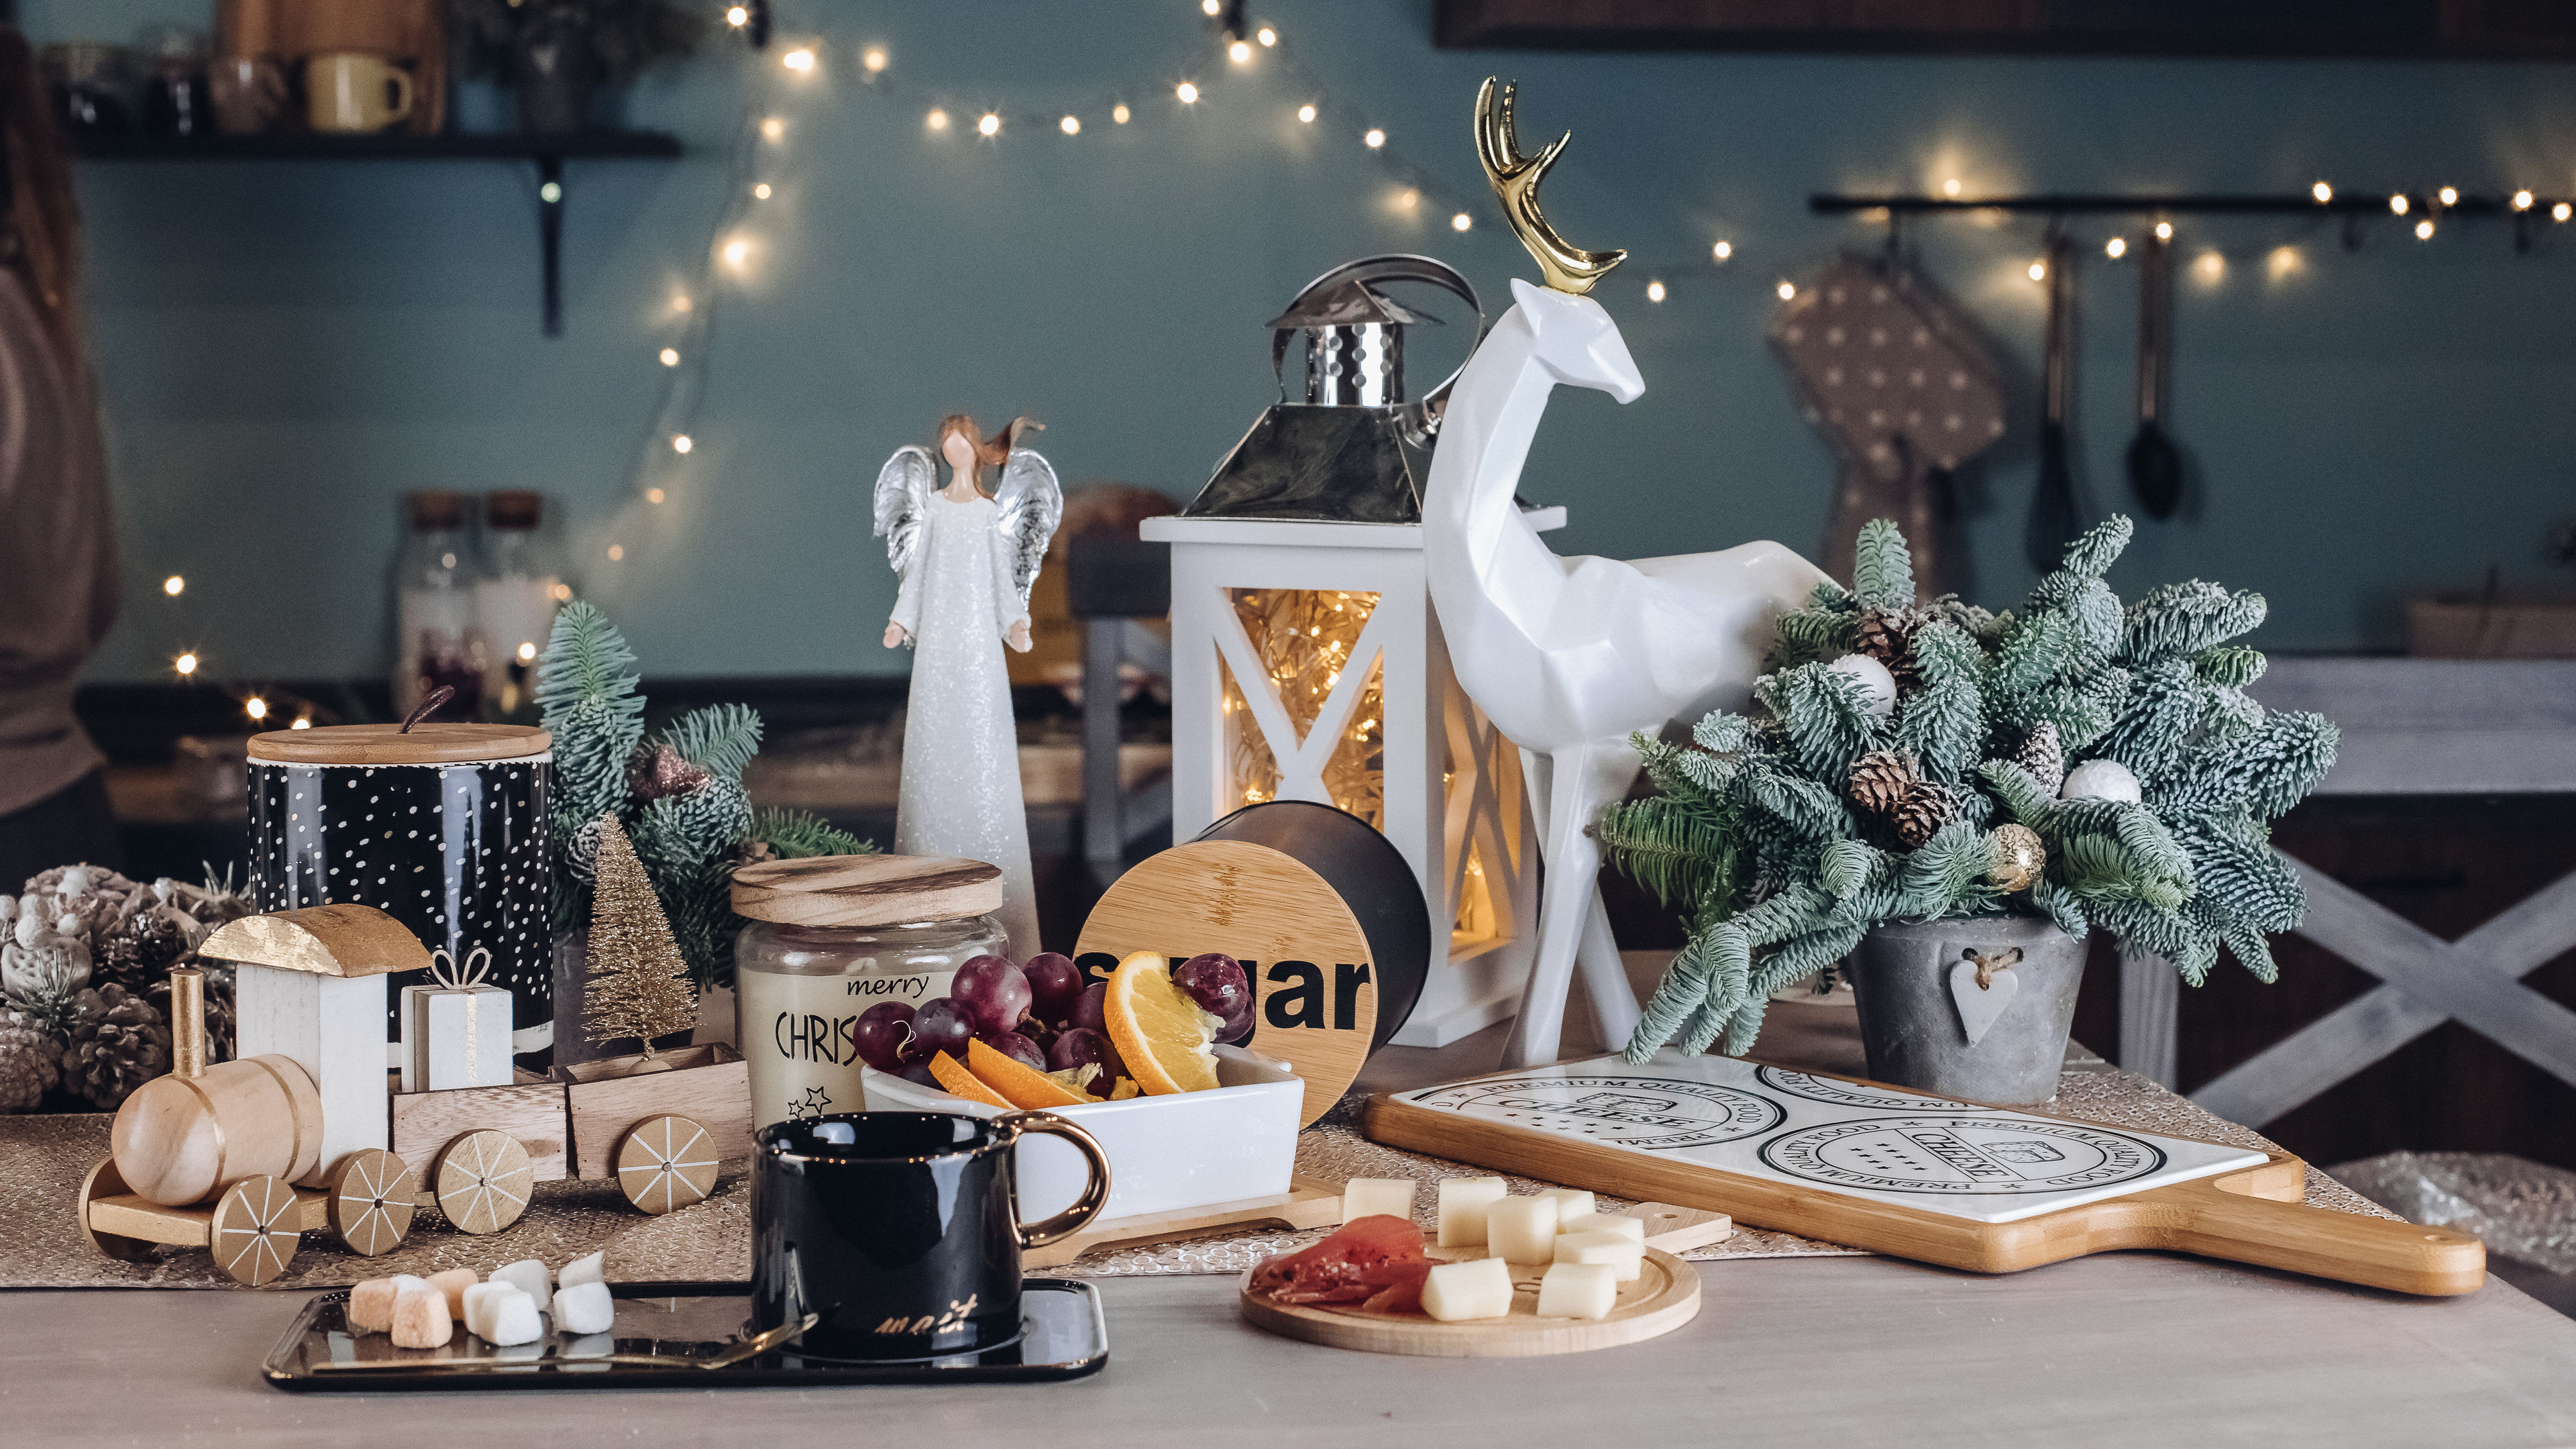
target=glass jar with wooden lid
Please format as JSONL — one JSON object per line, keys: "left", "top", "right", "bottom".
{"left": 731, "top": 855, "right": 1006, "bottom": 1130}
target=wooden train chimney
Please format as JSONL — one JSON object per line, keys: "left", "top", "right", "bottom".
{"left": 168, "top": 967, "right": 206, "bottom": 1081}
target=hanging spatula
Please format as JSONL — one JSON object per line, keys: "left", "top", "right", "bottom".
{"left": 2024, "top": 234, "right": 2081, "bottom": 572}
{"left": 2127, "top": 227, "right": 2183, "bottom": 519}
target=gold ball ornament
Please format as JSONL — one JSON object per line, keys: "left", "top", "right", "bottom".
{"left": 1988, "top": 824, "right": 2046, "bottom": 893}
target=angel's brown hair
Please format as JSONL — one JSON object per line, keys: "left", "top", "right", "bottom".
{"left": 934, "top": 413, "right": 1040, "bottom": 496}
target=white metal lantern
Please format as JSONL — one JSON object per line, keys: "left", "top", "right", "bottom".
{"left": 1139, "top": 512, "right": 1556, "bottom": 1046}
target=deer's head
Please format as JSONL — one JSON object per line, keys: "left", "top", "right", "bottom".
{"left": 1478, "top": 78, "right": 1641, "bottom": 404}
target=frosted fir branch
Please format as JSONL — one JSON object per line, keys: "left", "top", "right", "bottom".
{"left": 1852, "top": 519, "right": 1917, "bottom": 612}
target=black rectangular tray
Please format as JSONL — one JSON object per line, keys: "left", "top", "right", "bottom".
{"left": 264, "top": 1280, "right": 1107, "bottom": 1391}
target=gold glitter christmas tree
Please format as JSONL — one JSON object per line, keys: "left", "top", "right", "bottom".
{"left": 582, "top": 814, "right": 698, "bottom": 1059}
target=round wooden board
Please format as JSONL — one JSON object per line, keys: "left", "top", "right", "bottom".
{"left": 1236, "top": 1247, "right": 1699, "bottom": 1357}
{"left": 432, "top": 1130, "right": 533, "bottom": 1235}
{"left": 325, "top": 1148, "right": 418, "bottom": 1256}
{"left": 210, "top": 1175, "right": 303, "bottom": 1286}
{"left": 614, "top": 1114, "right": 720, "bottom": 1215}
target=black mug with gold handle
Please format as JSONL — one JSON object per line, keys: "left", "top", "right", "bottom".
{"left": 751, "top": 1110, "right": 1112, "bottom": 1360}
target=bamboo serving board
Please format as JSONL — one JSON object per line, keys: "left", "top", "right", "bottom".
{"left": 1364, "top": 1053, "right": 2487, "bottom": 1296}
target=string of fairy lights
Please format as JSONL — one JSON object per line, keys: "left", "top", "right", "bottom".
{"left": 153, "top": 1, "right": 2576, "bottom": 727}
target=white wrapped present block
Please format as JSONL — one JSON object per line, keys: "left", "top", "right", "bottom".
{"left": 400, "top": 947, "right": 513, "bottom": 1092}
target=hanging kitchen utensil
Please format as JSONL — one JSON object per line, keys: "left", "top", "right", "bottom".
{"left": 2126, "top": 228, "right": 2183, "bottom": 519}
{"left": 1770, "top": 254, "right": 2008, "bottom": 596}
{"left": 2025, "top": 233, "right": 2082, "bottom": 572}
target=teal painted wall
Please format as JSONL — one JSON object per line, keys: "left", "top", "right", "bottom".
{"left": 32, "top": 1, "right": 2576, "bottom": 684}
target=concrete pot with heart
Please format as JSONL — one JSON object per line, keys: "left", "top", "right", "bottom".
{"left": 1842, "top": 914, "right": 2087, "bottom": 1106}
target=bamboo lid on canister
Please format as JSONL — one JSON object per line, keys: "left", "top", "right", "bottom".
{"left": 731, "top": 855, "right": 1004, "bottom": 928}
{"left": 247, "top": 722, "right": 551, "bottom": 765}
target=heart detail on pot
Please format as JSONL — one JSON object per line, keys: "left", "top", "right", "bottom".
{"left": 1948, "top": 949, "right": 2023, "bottom": 1048}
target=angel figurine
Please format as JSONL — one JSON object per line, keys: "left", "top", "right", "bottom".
{"left": 874, "top": 414, "right": 1062, "bottom": 956}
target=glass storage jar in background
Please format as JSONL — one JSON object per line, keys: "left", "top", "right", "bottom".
{"left": 731, "top": 855, "right": 1006, "bottom": 1130}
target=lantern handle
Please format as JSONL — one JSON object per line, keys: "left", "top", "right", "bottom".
{"left": 1269, "top": 253, "right": 1484, "bottom": 441}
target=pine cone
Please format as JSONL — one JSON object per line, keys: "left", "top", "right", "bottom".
{"left": 62, "top": 983, "right": 172, "bottom": 1110}
{"left": 1853, "top": 608, "right": 1922, "bottom": 692}
{"left": 92, "top": 910, "right": 190, "bottom": 997}
{"left": 1891, "top": 784, "right": 1957, "bottom": 849}
{"left": 1847, "top": 749, "right": 1921, "bottom": 816}
{"left": 2014, "top": 720, "right": 2067, "bottom": 794}
{"left": 0, "top": 1024, "right": 59, "bottom": 1112}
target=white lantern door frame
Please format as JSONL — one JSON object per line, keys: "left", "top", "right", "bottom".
{"left": 1148, "top": 515, "right": 1548, "bottom": 1046}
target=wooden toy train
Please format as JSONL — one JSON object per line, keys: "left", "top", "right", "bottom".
{"left": 73, "top": 904, "right": 750, "bottom": 1285}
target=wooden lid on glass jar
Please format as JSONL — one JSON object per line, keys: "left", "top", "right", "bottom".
{"left": 246, "top": 722, "right": 551, "bottom": 765}
{"left": 732, "top": 855, "right": 1004, "bottom": 928}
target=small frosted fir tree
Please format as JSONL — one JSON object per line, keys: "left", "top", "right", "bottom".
{"left": 582, "top": 814, "right": 700, "bottom": 1066}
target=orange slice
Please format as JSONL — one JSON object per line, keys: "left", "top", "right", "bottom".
{"left": 965, "top": 1038, "right": 1089, "bottom": 1109}
{"left": 926, "top": 1050, "right": 1012, "bottom": 1108}
{"left": 1103, "top": 950, "right": 1222, "bottom": 1095}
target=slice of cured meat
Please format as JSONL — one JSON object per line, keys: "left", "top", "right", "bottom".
{"left": 1248, "top": 1214, "right": 1434, "bottom": 1315}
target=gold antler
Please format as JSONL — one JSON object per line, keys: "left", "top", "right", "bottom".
{"left": 1474, "top": 78, "right": 1624, "bottom": 296}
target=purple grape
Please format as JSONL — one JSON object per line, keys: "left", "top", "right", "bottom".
{"left": 910, "top": 997, "right": 975, "bottom": 1061}
{"left": 1068, "top": 982, "right": 1108, "bottom": 1035}
{"left": 951, "top": 955, "right": 1033, "bottom": 1035}
{"left": 854, "top": 1002, "right": 916, "bottom": 1073}
{"left": 1173, "top": 953, "right": 1254, "bottom": 1043}
{"left": 977, "top": 1029, "right": 1047, "bottom": 1072}
{"left": 1023, "top": 952, "right": 1085, "bottom": 1026}
{"left": 1046, "top": 1026, "right": 1129, "bottom": 1097}
{"left": 897, "top": 1063, "right": 938, "bottom": 1088}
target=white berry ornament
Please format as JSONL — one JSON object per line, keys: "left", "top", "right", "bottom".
{"left": 2061, "top": 759, "right": 2143, "bottom": 804}
{"left": 1825, "top": 653, "right": 1898, "bottom": 718}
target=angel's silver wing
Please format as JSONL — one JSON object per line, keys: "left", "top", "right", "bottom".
{"left": 872, "top": 445, "right": 936, "bottom": 580}
{"left": 990, "top": 447, "right": 1063, "bottom": 607}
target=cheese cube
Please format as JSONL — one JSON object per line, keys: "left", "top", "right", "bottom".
{"left": 1485, "top": 1195, "right": 1560, "bottom": 1263}
{"left": 1436, "top": 1176, "right": 1508, "bottom": 1247}
{"left": 1554, "top": 1230, "right": 1645, "bottom": 1282}
{"left": 1562, "top": 1211, "right": 1646, "bottom": 1244}
{"left": 1535, "top": 1262, "right": 1618, "bottom": 1320}
{"left": 1340, "top": 1178, "right": 1417, "bottom": 1225}
{"left": 1536, "top": 1188, "right": 1595, "bottom": 1222}
{"left": 1421, "top": 1257, "right": 1515, "bottom": 1322}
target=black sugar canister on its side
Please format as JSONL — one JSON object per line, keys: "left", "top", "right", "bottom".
{"left": 246, "top": 723, "right": 552, "bottom": 1052}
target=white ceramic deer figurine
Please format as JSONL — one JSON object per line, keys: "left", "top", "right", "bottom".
{"left": 1428, "top": 80, "right": 1828, "bottom": 1068}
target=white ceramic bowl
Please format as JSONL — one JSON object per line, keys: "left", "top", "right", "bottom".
{"left": 859, "top": 1045, "right": 1303, "bottom": 1222}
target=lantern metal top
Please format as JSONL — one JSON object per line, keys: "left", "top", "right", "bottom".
{"left": 1265, "top": 278, "right": 1443, "bottom": 332}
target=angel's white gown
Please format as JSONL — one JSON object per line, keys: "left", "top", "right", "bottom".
{"left": 890, "top": 492, "right": 1041, "bottom": 955}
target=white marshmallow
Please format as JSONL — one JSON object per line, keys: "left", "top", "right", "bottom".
{"left": 557, "top": 1250, "right": 606, "bottom": 1289}
{"left": 553, "top": 1280, "right": 616, "bottom": 1336}
{"left": 1485, "top": 1195, "right": 1560, "bottom": 1264}
{"left": 424, "top": 1267, "right": 477, "bottom": 1320}
{"left": 489, "top": 1258, "right": 551, "bottom": 1310}
{"left": 390, "top": 1285, "right": 453, "bottom": 1349}
{"left": 347, "top": 1273, "right": 429, "bottom": 1334}
{"left": 482, "top": 1285, "right": 545, "bottom": 1346}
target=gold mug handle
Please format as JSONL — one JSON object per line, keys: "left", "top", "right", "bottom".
{"left": 992, "top": 1110, "right": 1113, "bottom": 1249}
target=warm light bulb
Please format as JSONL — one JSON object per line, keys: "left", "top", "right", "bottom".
{"left": 2194, "top": 251, "right": 2225, "bottom": 282}
{"left": 1776, "top": 280, "right": 1796, "bottom": 300}
{"left": 1363, "top": 127, "right": 1384, "bottom": 148}
{"left": 1646, "top": 280, "right": 1666, "bottom": 302}
{"left": 1297, "top": 103, "right": 1316, "bottom": 123}
{"left": 672, "top": 434, "right": 694, "bottom": 453}
{"left": 290, "top": 717, "right": 311, "bottom": 730}
{"left": 752, "top": 182, "right": 771, "bottom": 199}
{"left": 1061, "top": 114, "right": 1080, "bottom": 134}
{"left": 978, "top": 112, "right": 1000, "bottom": 136}
{"left": 862, "top": 48, "right": 888, "bottom": 72}
{"left": 925, "top": 108, "right": 949, "bottom": 130}
{"left": 539, "top": 180, "right": 561, "bottom": 203}
{"left": 722, "top": 238, "right": 749, "bottom": 267}
{"left": 2514, "top": 189, "right": 2535, "bottom": 211}
{"left": 1175, "top": 82, "right": 1199, "bottom": 104}
{"left": 1258, "top": 26, "right": 1276, "bottom": 45}
{"left": 2312, "top": 181, "right": 2333, "bottom": 203}
{"left": 1396, "top": 188, "right": 1417, "bottom": 209}
{"left": 2267, "top": 245, "right": 2304, "bottom": 280}
{"left": 2389, "top": 193, "right": 2409, "bottom": 215}
{"left": 549, "top": 582, "right": 572, "bottom": 601}
{"left": 672, "top": 295, "right": 692, "bottom": 313}
{"left": 2416, "top": 217, "right": 2435, "bottom": 239}
{"left": 1712, "top": 239, "right": 1733, "bottom": 261}
{"left": 517, "top": 641, "right": 538, "bottom": 661}
{"left": 174, "top": 652, "right": 198, "bottom": 676}
{"left": 2155, "top": 220, "right": 2174, "bottom": 240}
{"left": 2438, "top": 186, "right": 2459, "bottom": 207}
{"left": 646, "top": 488, "right": 665, "bottom": 505}
{"left": 162, "top": 574, "right": 184, "bottom": 596}
{"left": 1113, "top": 103, "right": 1130, "bottom": 123}
{"left": 1229, "top": 40, "right": 1251, "bottom": 62}
{"left": 1201, "top": 0, "right": 1220, "bottom": 11}
{"left": 1941, "top": 177, "right": 1962, "bottom": 197}
{"left": 761, "top": 117, "right": 784, "bottom": 141}
{"left": 245, "top": 697, "right": 268, "bottom": 720}
{"left": 782, "top": 48, "right": 815, "bottom": 72}
{"left": 2027, "top": 260, "right": 2047, "bottom": 280}
{"left": 1451, "top": 212, "right": 1472, "bottom": 231}
{"left": 607, "top": 544, "right": 625, "bottom": 561}
{"left": 2557, "top": 202, "right": 2573, "bottom": 222}
{"left": 725, "top": 5, "right": 748, "bottom": 25}
{"left": 659, "top": 347, "right": 680, "bottom": 366}
{"left": 2104, "top": 236, "right": 2127, "bottom": 258}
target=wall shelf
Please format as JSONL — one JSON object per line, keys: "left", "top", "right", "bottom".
{"left": 70, "top": 129, "right": 685, "bottom": 335}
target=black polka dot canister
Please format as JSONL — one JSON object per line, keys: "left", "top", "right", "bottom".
{"left": 247, "top": 722, "right": 552, "bottom": 1051}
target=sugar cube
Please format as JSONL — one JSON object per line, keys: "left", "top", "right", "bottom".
{"left": 425, "top": 1267, "right": 477, "bottom": 1320}
{"left": 1420, "top": 1257, "right": 1515, "bottom": 1322}
{"left": 1485, "top": 1195, "right": 1560, "bottom": 1263}
{"left": 483, "top": 1285, "right": 545, "bottom": 1346}
{"left": 554, "top": 1280, "right": 616, "bottom": 1336}
{"left": 558, "top": 1250, "right": 606, "bottom": 1289}
{"left": 1535, "top": 1262, "right": 1618, "bottom": 1320}
{"left": 1339, "top": 1178, "right": 1417, "bottom": 1225}
{"left": 1436, "top": 1177, "right": 1508, "bottom": 1247}
{"left": 390, "top": 1285, "right": 453, "bottom": 1349}
{"left": 347, "top": 1273, "right": 428, "bottom": 1335}
{"left": 1536, "top": 1188, "right": 1595, "bottom": 1222}
{"left": 1554, "top": 1230, "right": 1644, "bottom": 1282}
{"left": 490, "top": 1257, "right": 551, "bottom": 1310}
{"left": 462, "top": 1281, "right": 508, "bottom": 1341}
{"left": 1561, "top": 1211, "right": 1646, "bottom": 1244}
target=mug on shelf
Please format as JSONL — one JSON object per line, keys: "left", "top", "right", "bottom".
{"left": 750, "top": 1110, "right": 1111, "bottom": 1361}
{"left": 209, "top": 55, "right": 286, "bottom": 135}
{"left": 305, "top": 52, "right": 411, "bottom": 133}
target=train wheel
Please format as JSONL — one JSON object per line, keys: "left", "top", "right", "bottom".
{"left": 614, "top": 1115, "right": 719, "bottom": 1216}
{"left": 432, "top": 1130, "right": 533, "bottom": 1235}
{"left": 211, "top": 1175, "right": 302, "bottom": 1286}
{"left": 75, "top": 1157, "right": 160, "bottom": 1263}
{"left": 325, "top": 1148, "right": 419, "bottom": 1256}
